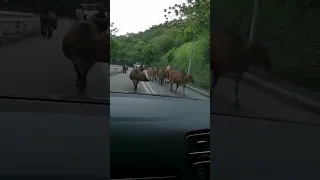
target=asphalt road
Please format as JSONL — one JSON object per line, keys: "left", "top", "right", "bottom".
{"left": 211, "top": 75, "right": 320, "bottom": 179}
{"left": 212, "top": 76, "right": 320, "bottom": 123}
{"left": 110, "top": 67, "right": 210, "bottom": 101}
{"left": 0, "top": 18, "right": 109, "bottom": 99}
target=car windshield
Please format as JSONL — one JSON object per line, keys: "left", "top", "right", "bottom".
{"left": 110, "top": 0, "right": 210, "bottom": 103}
{"left": 2, "top": 1, "right": 109, "bottom": 102}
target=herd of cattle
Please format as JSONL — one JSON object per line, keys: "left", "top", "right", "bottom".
{"left": 128, "top": 66, "right": 194, "bottom": 96}
{"left": 38, "top": 9, "right": 109, "bottom": 94}
{"left": 124, "top": 29, "right": 269, "bottom": 106}
{"left": 40, "top": 9, "right": 269, "bottom": 107}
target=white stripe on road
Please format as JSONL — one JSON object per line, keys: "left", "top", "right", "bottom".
{"left": 144, "top": 82, "right": 157, "bottom": 94}
{"left": 141, "top": 81, "right": 151, "bottom": 94}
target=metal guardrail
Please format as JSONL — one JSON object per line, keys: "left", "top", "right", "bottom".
{"left": 110, "top": 65, "right": 123, "bottom": 75}
{"left": 0, "top": 11, "right": 40, "bottom": 39}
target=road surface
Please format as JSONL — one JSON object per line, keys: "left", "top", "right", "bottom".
{"left": 110, "top": 67, "right": 209, "bottom": 101}
{"left": 211, "top": 76, "right": 320, "bottom": 179}
{"left": 212, "top": 76, "right": 320, "bottom": 123}
{"left": 0, "top": 18, "right": 109, "bottom": 99}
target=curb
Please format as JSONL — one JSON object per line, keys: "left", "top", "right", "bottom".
{"left": 110, "top": 65, "right": 122, "bottom": 76}
{"left": 243, "top": 72, "right": 320, "bottom": 116}
{"left": 186, "top": 84, "right": 210, "bottom": 98}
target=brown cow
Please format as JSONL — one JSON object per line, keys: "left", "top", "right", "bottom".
{"left": 164, "top": 67, "right": 172, "bottom": 83}
{"left": 158, "top": 69, "right": 167, "bottom": 86}
{"left": 129, "top": 68, "right": 149, "bottom": 92}
{"left": 87, "top": 10, "right": 109, "bottom": 34}
{"left": 62, "top": 20, "right": 109, "bottom": 93}
{"left": 211, "top": 29, "right": 268, "bottom": 108}
{"left": 153, "top": 68, "right": 159, "bottom": 82}
{"left": 169, "top": 71, "right": 194, "bottom": 96}
{"left": 147, "top": 67, "right": 154, "bottom": 81}
{"left": 139, "top": 65, "right": 145, "bottom": 72}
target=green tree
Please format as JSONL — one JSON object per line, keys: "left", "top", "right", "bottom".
{"left": 111, "top": 0, "right": 210, "bottom": 89}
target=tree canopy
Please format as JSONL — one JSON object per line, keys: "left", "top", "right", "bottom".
{"left": 111, "top": 0, "right": 210, "bottom": 89}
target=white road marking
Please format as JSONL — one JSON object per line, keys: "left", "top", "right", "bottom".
{"left": 144, "top": 81, "right": 157, "bottom": 94}
{"left": 141, "top": 81, "right": 151, "bottom": 94}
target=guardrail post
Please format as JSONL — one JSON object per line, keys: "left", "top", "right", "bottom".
{"left": 0, "top": 11, "right": 40, "bottom": 37}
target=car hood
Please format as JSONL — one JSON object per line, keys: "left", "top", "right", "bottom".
{"left": 110, "top": 92, "right": 210, "bottom": 118}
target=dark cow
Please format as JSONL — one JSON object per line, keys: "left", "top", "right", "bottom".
{"left": 211, "top": 29, "right": 268, "bottom": 108}
{"left": 129, "top": 68, "right": 149, "bottom": 92}
{"left": 62, "top": 21, "right": 109, "bottom": 93}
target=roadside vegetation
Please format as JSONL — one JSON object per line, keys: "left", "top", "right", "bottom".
{"left": 110, "top": 0, "right": 210, "bottom": 90}
{"left": 212, "top": 0, "right": 320, "bottom": 92}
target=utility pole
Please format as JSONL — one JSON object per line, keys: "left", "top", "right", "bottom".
{"left": 249, "top": 0, "right": 261, "bottom": 45}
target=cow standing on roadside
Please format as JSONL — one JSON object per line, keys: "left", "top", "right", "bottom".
{"left": 158, "top": 69, "right": 166, "bottom": 86}
{"left": 153, "top": 68, "right": 160, "bottom": 82}
{"left": 169, "top": 71, "right": 194, "bottom": 96}
{"left": 164, "top": 64, "right": 171, "bottom": 83}
{"left": 129, "top": 68, "right": 149, "bottom": 92}
{"left": 62, "top": 20, "right": 109, "bottom": 93}
{"left": 40, "top": 9, "right": 57, "bottom": 39}
{"left": 211, "top": 29, "right": 268, "bottom": 108}
{"left": 139, "top": 65, "right": 144, "bottom": 72}
{"left": 147, "top": 67, "right": 154, "bottom": 81}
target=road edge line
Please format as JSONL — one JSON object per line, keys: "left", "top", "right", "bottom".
{"left": 244, "top": 72, "right": 320, "bottom": 115}
{"left": 186, "top": 84, "right": 210, "bottom": 97}
{"left": 141, "top": 82, "right": 151, "bottom": 94}
{"left": 145, "top": 82, "right": 157, "bottom": 94}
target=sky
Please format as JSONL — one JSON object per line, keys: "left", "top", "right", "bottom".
{"left": 110, "top": 0, "right": 182, "bottom": 35}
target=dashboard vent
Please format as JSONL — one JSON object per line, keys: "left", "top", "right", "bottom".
{"left": 185, "top": 132, "right": 210, "bottom": 154}
{"left": 185, "top": 130, "right": 210, "bottom": 180}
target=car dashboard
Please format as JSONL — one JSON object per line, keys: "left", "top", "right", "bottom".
{"left": 0, "top": 95, "right": 109, "bottom": 179}
{"left": 110, "top": 93, "right": 210, "bottom": 180}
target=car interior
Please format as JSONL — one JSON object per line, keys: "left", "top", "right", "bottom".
{"left": 3, "top": 92, "right": 318, "bottom": 179}
{"left": 0, "top": 92, "right": 210, "bottom": 180}
{"left": 110, "top": 92, "right": 210, "bottom": 180}
{"left": 210, "top": 112, "right": 320, "bottom": 179}
{"left": 0, "top": 95, "right": 109, "bottom": 179}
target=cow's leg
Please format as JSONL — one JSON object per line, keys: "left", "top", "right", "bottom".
{"left": 182, "top": 85, "right": 186, "bottom": 96}
{"left": 170, "top": 82, "right": 174, "bottom": 92}
{"left": 47, "top": 27, "right": 53, "bottom": 39}
{"left": 73, "top": 63, "right": 82, "bottom": 87}
{"left": 175, "top": 84, "right": 179, "bottom": 94}
{"left": 133, "top": 81, "right": 138, "bottom": 92}
{"left": 40, "top": 24, "right": 45, "bottom": 38}
{"left": 233, "top": 74, "right": 243, "bottom": 109}
{"left": 78, "top": 62, "right": 94, "bottom": 93}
